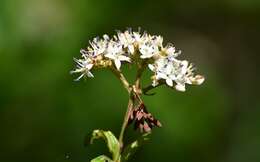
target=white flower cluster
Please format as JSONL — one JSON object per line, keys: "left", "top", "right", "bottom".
{"left": 71, "top": 29, "right": 204, "bottom": 91}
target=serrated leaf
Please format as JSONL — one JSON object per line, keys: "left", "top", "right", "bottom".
{"left": 121, "top": 133, "right": 151, "bottom": 161}
{"left": 90, "top": 130, "right": 120, "bottom": 160}
{"left": 90, "top": 155, "right": 113, "bottom": 162}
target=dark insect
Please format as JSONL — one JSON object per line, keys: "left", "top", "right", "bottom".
{"left": 128, "top": 103, "right": 162, "bottom": 133}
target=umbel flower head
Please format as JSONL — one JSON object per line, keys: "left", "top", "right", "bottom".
{"left": 71, "top": 28, "right": 204, "bottom": 92}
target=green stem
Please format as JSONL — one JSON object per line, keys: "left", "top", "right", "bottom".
{"left": 110, "top": 67, "right": 133, "bottom": 161}
{"left": 118, "top": 95, "right": 134, "bottom": 147}
{"left": 110, "top": 63, "right": 146, "bottom": 161}
{"left": 142, "top": 81, "right": 164, "bottom": 95}
{"left": 110, "top": 67, "right": 131, "bottom": 93}
{"left": 116, "top": 93, "right": 134, "bottom": 161}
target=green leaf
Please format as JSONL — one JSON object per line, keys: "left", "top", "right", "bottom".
{"left": 90, "top": 155, "right": 113, "bottom": 162}
{"left": 121, "top": 133, "right": 151, "bottom": 162}
{"left": 90, "top": 130, "right": 120, "bottom": 160}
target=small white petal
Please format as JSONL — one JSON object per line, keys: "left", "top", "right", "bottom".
{"left": 87, "top": 71, "right": 94, "bottom": 78}
{"left": 103, "top": 34, "right": 109, "bottom": 40}
{"left": 128, "top": 45, "right": 135, "bottom": 54}
{"left": 85, "top": 63, "right": 94, "bottom": 70}
{"left": 80, "top": 49, "right": 87, "bottom": 55}
{"left": 190, "top": 75, "right": 205, "bottom": 85}
{"left": 166, "top": 47, "right": 175, "bottom": 55}
{"left": 196, "top": 75, "right": 205, "bottom": 85}
{"left": 105, "top": 53, "right": 116, "bottom": 59}
{"left": 155, "top": 36, "right": 163, "bottom": 47}
{"left": 169, "top": 74, "right": 177, "bottom": 80}
{"left": 74, "top": 73, "right": 84, "bottom": 81}
{"left": 175, "top": 84, "right": 186, "bottom": 92}
{"left": 133, "top": 32, "right": 141, "bottom": 42}
{"left": 148, "top": 64, "right": 155, "bottom": 71}
{"left": 140, "top": 53, "right": 154, "bottom": 59}
{"left": 118, "top": 55, "right": 131, "bottom": 62}
{"left": 181, "top": 60, "right": 189, "bottom": 68}
{"left": 165, "top": 64, "right": 172, "bottom": 74}
{"left": 140, "top": 55, "right": 147, "bottom": 59}
{"left": 152, "top": 80, "right": 159, "bottom": 87}
{"left": 156, "top": 58, "right": 166, "bottom": 68}
{"left": 166, "top": 78, "right": 173, "bottom": 87}
{"left": 157, "top": 73, "right": 168, "bottom": 79}
{"left": 180, "top": 61, "right": 188, "bottom": 74}
{"left": 114, "top": 59, "right": 121, "bottom": 70}
{"left": 70, "top": 70, "right": 77, "bottom": 74}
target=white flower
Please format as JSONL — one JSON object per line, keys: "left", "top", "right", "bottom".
{"left": 139, "top": 42, "right": 159, "bottom": 59}
{"left": 80, "top": 48, "right": 96, "bottom": 60}
{"left": 172, "top": 60, "right": 189, "bottom": 91}
{"left": 163, "top": 45, "right": 181, "bottom": 61}
{"left": 104, "top": 41, "right": 131, "bottom": 70}
{"left": 149, "top": 57, "right": 204, "bottom": 91}
{"left": 71, "top": 58, "right": 94, "bottom": 81}
{"left": 72, "top": 28, "right": 204, "bottom": 89}
{"left": 89, "top": 37, "right": 108, "bottom": 56}
{"left": 149, "top": 58, "right": 174, "bottom": 86}
{"left": 139, "top": 35, "right": 163, "bottom": 59}
{"left": 171, "top": 61, "right": 205, "bottom": 91}
{"left": 133, "top": 32, "right": 142, "bottom": 43}
{"left": 179, "top": 63, "right": 205, "bottom": 86}
{"left": 151, "top": 35, "right": 163, "bottom": 47}
{"left": 188, "top": 75, "right": 205, "bottom": 85}
{"left": 117, "top": 30, "right": 135, "bottom": 54}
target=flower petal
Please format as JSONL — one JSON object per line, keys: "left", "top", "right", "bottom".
{"left": 165, "top": 64, "right": 172, "bottom": 74}
{"left": 148, "top": 64, "right": 155, "bottom": 71}
{"left": 166, "top": 78, "right": 173, "bottom": 87}
{"left": 87, "top": 71, "right": 94, "bottom": 78}
{"left": 175, "top": 84, "right": 186, "bottom": 92}
{"left": 74, "top": 73, "right": 84, "bottom": 81}
{"left": 157, "top": 72, "right": 167, "bottom": 79}
{"left": 118, "top": 55, "right": 131, "bottom": 62}
{"left": 86, "top": 63, "right": 94, "bottom": 70}
{"left": 105, "top": 53, "right": 116, "bottom": 59}
{"left": 128, "top": 45, "right": 135, "bottom": 54}
{"left": 190, "top": 75, "right": 205, "bottom": 85}
{"left": 114, "top": 59, "right": 121, "bottom": 70}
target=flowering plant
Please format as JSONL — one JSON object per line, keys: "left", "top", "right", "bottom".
{"left": 71, "top": 28, "right": 205, "bottom": 162}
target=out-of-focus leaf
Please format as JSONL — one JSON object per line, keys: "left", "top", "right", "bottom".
{"left": 121, "top": 133, "right": 151, "bottom": 161}
{"left": 90, "top": 155, "right": 113, "bottom": 162}
{"left": 90, "top": 130, "right": 120, "bottom": 160}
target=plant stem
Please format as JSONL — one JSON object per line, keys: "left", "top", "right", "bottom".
{"left": 110, "top": 67, "right": 130, "bottom": 93}
{"left": 110, "top": 67, "right": 133, "bottom": 161}
{"left": 142, "top": 81, "right": 164, "bottom": 95}
{"left": 116, "top": 94, "right": 134, "bottom": 162}
{"left": 110, "top": 63, "right": 145, "bottom": 161}
{"left": 118, "top": 94, "right": 134, "bottom": 148}
{"left": 132, "top": 61, "right": 146, "bottom": 102}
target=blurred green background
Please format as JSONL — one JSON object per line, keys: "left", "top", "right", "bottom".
{"left": 0, "top": 0, "right": 259, "bottom": 161}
